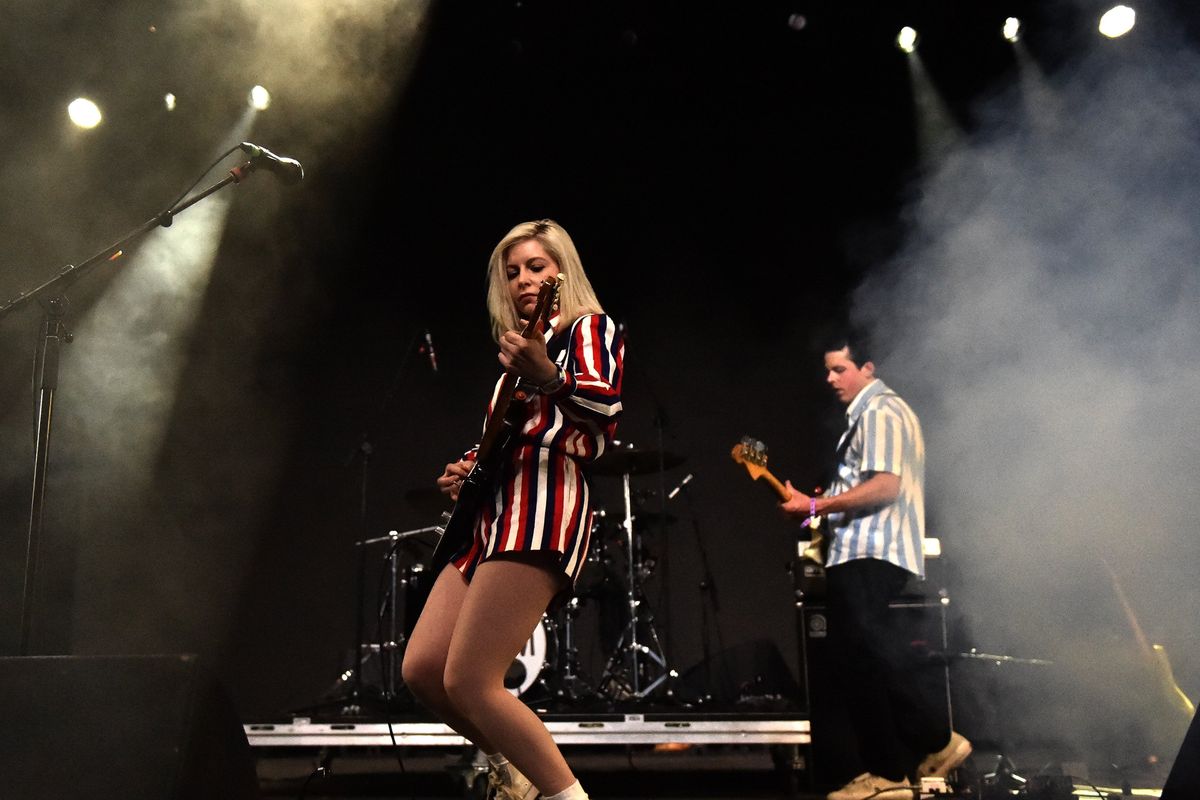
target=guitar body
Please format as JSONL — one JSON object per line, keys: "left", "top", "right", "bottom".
{"left": 428, "top": 276, "right": 563, "bottom": 574}
{"left": 428, "top": 418, "right": 517, "bottom": 574}
{"left": 731, "top": 436, "right": 828, "bottom": 563}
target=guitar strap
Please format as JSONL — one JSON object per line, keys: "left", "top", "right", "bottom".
{"left": 829, "top": 388, "right": 897, "bottom": 489}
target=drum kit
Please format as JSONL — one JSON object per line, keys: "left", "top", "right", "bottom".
{"left": 345, "top": 440, "right": 690, "bottom": 712}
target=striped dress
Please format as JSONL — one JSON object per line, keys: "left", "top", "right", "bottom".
{"left": 823, "top": 378, "right": 927, "bottom": 578}
{"left": 452, "top": 313, "right": 624, "bottom": 585}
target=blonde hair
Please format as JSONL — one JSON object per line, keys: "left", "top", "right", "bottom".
{"left": 485, "top": 219, "right": 604, "bottom": 342}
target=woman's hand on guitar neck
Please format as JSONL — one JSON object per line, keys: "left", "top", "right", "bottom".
{"left": 437, "top": 459, "right": 473, "bottom": 502}
{"left": 498, "top": 329, "right": 558, "bottom": 386}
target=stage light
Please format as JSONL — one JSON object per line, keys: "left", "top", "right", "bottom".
{"left": 67, "top": 97, "right": 102, "bottom": 129}
{"left": 1099, "top": 5, "right": 1136, "bottom": 38}
{"left": 897, "top": 26, "right": 918, "bottom": 54}
{"left": 164, "top": 93, "right": 177, "bottom": 111}
{"left": 1003, "top": 17, "right": 1021, "bottom": 42}
{"left": 248, "top": 85, "right": 271, "bottom": 110}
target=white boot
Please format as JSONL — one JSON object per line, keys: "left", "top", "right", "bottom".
{"left": 485, "top": 754, "right": 539, "bottom": 800}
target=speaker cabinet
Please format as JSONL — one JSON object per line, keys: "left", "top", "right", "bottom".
{"left": 0, "top": 654, "right": 259, "bottom": 799}
{"left": 1162, "top": 710, "right": 1200, "bottom": 799}
{"left": 797, "top": 598, "right": 952, "bottom": 790}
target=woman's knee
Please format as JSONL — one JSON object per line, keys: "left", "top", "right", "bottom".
{"left": 442, "top": 658, "right": 491, "bottom": 709}
{"left": 401, "top": 650, "right": 446, "bottom": 699}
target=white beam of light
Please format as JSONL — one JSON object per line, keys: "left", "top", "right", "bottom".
{"left": 906, "top": 50, "right": 962, "bottom": 164}
{"left": 897, "top": 26, "right": 918, "bottom": 54}
{"left": 63, "top": 191, "right": 236, "bottom": 494}
{"left": 1099, "top": 5, "right": 1136, "bottom": 38}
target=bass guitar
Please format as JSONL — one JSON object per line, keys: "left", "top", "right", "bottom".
{"left": 429, "top": 275, "right": 564, "bottom": 574}
{"left": 730, "top": 435, "right": 827, "bottom": 563}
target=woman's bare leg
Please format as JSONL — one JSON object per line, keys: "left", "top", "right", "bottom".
{"left": 400, "top": 564, "right": 496, "bottom": 751}
{"left": 444, "top": 557, "right": 577, "bottom": 795}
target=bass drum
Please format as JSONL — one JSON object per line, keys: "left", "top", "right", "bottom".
{"left": 505, "top": 616, "right": 554, "bottom": 697}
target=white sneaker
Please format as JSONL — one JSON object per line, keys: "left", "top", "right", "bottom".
{"left": 826, "top": 772, "right": 913, "bottom": 800}
{"left": 916, "top": 731, "right": 972, "bottom": 779}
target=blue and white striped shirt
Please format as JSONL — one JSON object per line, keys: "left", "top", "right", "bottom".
{"left": 824, "top": 379, "right": 926, "bottom": 577}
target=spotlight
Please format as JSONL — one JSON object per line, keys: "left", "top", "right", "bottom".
{"left": 896, "top": 26, "right": 918, "bottom": 53}
{"left": 1098, "top": 5, "right": 1136, "bottom": 38}
{"left": 67, "top": 97, "right": 102, "bottom": 129}
{"left": 248, "top": 85, "right": 271, "bottom": 110}
{"left": 164, "top": 93, "right": 176, "bottom": 111}
{"left": 1003, "top": 17, "right": 1021, "bottom": 42}
{"left": 787, "top": 13, "right": 807, "bottom": 32}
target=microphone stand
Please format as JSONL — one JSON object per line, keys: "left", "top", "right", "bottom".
{"left": 619, "top": 323, "right": 684, "bottom": 702}
{"left": 677, "top": 479, "right": 723, "bottom": 679}
{"left": 329, "top": 330, "right": 425, "bottom": 714}
{"left": 0, "top": 156, "right": 265, "bottom": 655}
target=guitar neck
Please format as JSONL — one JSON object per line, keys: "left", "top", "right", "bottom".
{"left": 474, "top": 281, "right": 558, "bottom": 463}
{"left": 476, "top": 374, "right": 520, "bottom": 459}
{"left": 759, "top": 469, "right": 791, "bottom": 502}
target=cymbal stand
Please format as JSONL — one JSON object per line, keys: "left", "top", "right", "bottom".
{"left": 355, "top": 525, "right": 440, "bottom": 701}
{"left": 548, "top": 596, "right": 599, "bottom": 705}
{"left": 599, "top": 470, "right": 676, "bottom": 701}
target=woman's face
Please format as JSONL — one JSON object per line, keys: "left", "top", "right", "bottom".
{"left": 505, "top": 238, "right": 561, "bottom": 321}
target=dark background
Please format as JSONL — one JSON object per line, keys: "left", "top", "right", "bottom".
{"left": 2, "top": 0, "right": 1198, "bottom": 772}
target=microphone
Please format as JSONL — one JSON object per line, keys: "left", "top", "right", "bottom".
{"left": 423, "top": 330, "right": 438, "bottom": 372}
{"left": 238, "top": 142, "right": 304, "bottom": 185}
{"left": 667, "top": 473, "right": 694, "bottom": 500}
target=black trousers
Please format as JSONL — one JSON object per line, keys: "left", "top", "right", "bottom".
{"left": 825, "top": 558, "right": 950, "bottom": 782}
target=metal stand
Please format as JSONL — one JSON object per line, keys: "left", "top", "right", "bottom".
{"left": 0, "top": 154, "right": 269, "bottom": 654}
{"left": 354, "top": 526, "right": 440, "bottom": 702}
{"left": 545, "top": 597, "right": 600, "bottom": 706}
{"left": 598, "top": 470, "right": 676, "bottom": 701}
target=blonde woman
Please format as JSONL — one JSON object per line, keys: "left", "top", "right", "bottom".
{"left": 402, "top": 220, "right": 624, "bottom": 800}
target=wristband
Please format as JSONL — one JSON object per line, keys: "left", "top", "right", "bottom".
{"left": 801, "top": 497, "right": 818, "bottom": 528}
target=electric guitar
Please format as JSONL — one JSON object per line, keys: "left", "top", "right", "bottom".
{"left": 730, "top": 436, "right": 827, "bottom": 563}
{"left": 429, "top": 276, "right": 564, "bottom": 574}
{"left": 1100, "top": 557, "right": 1196, "bottom": 726}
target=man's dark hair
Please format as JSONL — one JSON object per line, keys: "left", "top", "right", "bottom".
{"left": 821, "top": 327, "right": 874, "bottom": 368}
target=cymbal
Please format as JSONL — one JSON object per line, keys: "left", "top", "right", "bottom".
{"left": 632, "top": 511, "right": 678, "bottom": 528}
{"left": 589, "top": 442, "right": 686, "bottom": 476}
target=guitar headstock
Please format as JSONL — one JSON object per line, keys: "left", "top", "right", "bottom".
{"left": 522, "top": 274, "right": 566, "bottom": 337}
{"left": 731, "top": 435, "right": 770, "bottom": 480}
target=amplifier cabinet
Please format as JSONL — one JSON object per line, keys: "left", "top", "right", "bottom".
{"left": 795, "top": 595, "right": 952, "bottom": 790}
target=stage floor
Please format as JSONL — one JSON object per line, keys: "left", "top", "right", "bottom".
{"left": 244, "top": 707, "right": 1169, "bottom": 799}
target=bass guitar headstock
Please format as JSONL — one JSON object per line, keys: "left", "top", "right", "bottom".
{"left": 521, "top": 274, "right": 566, "bottom": 337}
{"left": 731, "top": 435, "right": 771, "bottom": 481}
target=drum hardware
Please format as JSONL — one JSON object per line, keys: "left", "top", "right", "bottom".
{"left": 540, "top": 597, "right": 605, "bottom": 706}
{"left": 347, "top": 525, "right": 440, "bottom": 703}
{"left": 596, "top": 451, "right": 679, "bottom": 702}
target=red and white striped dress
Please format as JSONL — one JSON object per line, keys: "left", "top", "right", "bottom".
{"left": 451, "top": 313, "right": 624, "bottom": 587}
